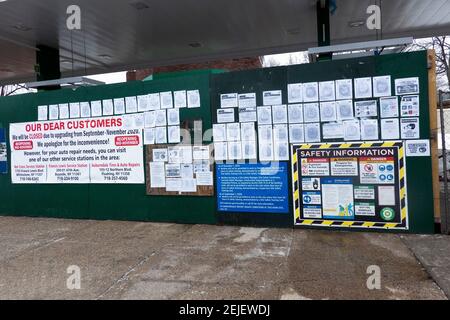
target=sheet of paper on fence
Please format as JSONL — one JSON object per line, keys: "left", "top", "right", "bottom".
{"left": 196, "top": 172, "right": 213, "bottom": 186}
{"left": 150, "top": 162, "right": 166, "bottom": 188}
{"left": 38, "top": 105, "right": 48, "bottom": 121}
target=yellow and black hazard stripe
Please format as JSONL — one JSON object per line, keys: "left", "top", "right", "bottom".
{"left": 291, "top": 141, "right": 408, "bottom": 230}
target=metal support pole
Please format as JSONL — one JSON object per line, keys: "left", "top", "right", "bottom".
{"left": 316, "top": 0, "right": 332, "bottom": 61}
{"left": 439, "top": 90, "right": 449, "bottom": 234}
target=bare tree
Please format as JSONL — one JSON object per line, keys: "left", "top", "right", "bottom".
{"left": 0, "top": 84, "right": 30, "bottom": 97}
{"left": 406, "top": 36, "right": 450, "bottom": 91}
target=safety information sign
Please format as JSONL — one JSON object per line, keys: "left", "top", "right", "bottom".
{"left": 9, "top": 116, "right": 144, "bottom": 184}
{"left": 292, "top": 142, "right": 408, "bottom": 230}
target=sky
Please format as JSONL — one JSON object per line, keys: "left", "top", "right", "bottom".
{"left": 87, "top": 71, "right": 126, "bottom": 84}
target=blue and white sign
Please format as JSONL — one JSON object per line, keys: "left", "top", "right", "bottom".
{"left": 216, "top": 163, "right": 289, "bottom": 214}
{"left": 0, "top": 128, "right": 7, "bottom": 174}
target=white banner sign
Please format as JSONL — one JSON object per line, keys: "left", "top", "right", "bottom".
{"left": 9, "top": 116, "right": 144, "bottom": 184}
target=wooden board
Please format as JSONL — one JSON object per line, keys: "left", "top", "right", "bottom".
{"left": 145, "top": 144, "right": 214, "bottom": 197}
{"left": 428, "top": 49, "right": 440, "bottom": 222}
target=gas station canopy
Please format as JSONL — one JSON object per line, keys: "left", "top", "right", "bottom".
{"left": 0, "top": 0, "right": 449, "bottom": 84}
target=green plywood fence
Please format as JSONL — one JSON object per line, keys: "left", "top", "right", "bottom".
{"left": 0, "top": 72, "right": 217, "bottom": 224}
{"left": 209, "top": 51, "right": 434, "bottom": 234}
{"left": 0, "top": 51, "right": 436, "bottom": 233}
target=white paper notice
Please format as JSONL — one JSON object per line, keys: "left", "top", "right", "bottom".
{"left": 373, "top": 75, "right": 392, "bottom": 97}
{"left": 166, "top": 164, "right": 181, "bottom": 178}
{"left": 303, "top": 82, "right": 319, "bottom": 102}
{"left": 272, "top": 105, "right": 288, "bottom": 124}
{"left": 273, "top": 124, "right": 289, "bottom": 142}
{"left": 227, "top": 141, "right": 242, "bottom": 160}
{"left": 214, "top": 142, "right": 228, "bottom": 161}
{"left": 361, "top": 119, "right": 379, "bottom": 141}
{"left": 258, "top": 125, "right": 273, "bottom": 142}
{"left": 148, "top": 93, "right": 161, "bottom": 110}
{"left": 134, "top": 113, "right": 145, "bottom": 129}
{"left": 263, "top": 90, "right": 283, "bottom": 106}
{"left": 304, "top": 123, "right": 321, "bottom": 143}
{"left": 181, "top": 179, "right": 197, "bottom": 193}
{"left": 406, "top": 140, "right": 430, "bottom": 157}
{"left": 395, "top": 77, "right": 420, "bottom": 95}
{"left": 102, "top": 99, "right": 114, "bottom": 116}
{"left": 174, "top": 90, "right": 187, "bottom": 109}
{"left": 213, "top": 124, "right": 226, "bottom": 142}
{"left": 137, "top": 95, "right": 150, "bottom": 112}
{"left": 381, "top": 119, "right": 400, "bottom": 140}
{"left": 150, "top": 162, "right": 166, "bottom": 188}
{"left": 289, "top": 124, "right": 304, "bottom": 143}
{"left": 217, "top": 109, "right": 235, "bottom": 123}
{"left": 378, "top": 186, "right": 396, "bottom": 206}
{"left": 336, "top": 100, "right": 354, "bottom": 121}
{"left": 257, "top": 106, "right": 272, "bottom": 125}
{"left": 38, "top": 105, "right": 48, "bottom": 121}
{"left": 238, "top": 93, "right": 257, "bottom": 108}
{"left": 319, "top": 81, "right": 336, "bottom": 102}
{"left": 181, "top": 164, "right": 194, "bottom": 179}
{"left": 69, "top": 103, "right": 81, "bottom": 118}
{"left": 239, "top": 107, "right": 257, "bottom": 123}
{"left": 343, "top": 120, "right": 361, "bottom": 141}
{"left": 226, "top": 123, "right": 241, "bottom": 141}
{"left": 160, "top": 92, "right": 174, "bottom": 109}
{"left": 167, "top": 109, "right": 180, "bottom": 126}
{"left": 288, "top": 83, "right": 303, "bottom": 103}
{"left": 187, "top": 90, "right": 201, "bottom": 108}
{"left": 193, "top": 146, "right": 210, "bottom": 160}
{"left": 179, "top": 146, "right": 193, "bottom": 164}
{"left": 153, "top": 149, "right": 168, "bottom": 162}
{"left": 320, "top": 102, "right": 337, "bottom": 122}
{"left": 220, "top": 93, "right": 238, "bottom": 108}
{"left": 91, "top": 101, "right": 103, "bottom": 117}
{"left": 322, "top": 123, "right": 344, "bottom": 140}
{"left": 125, "top": 96, "right": 138, "bottom": 113}
{"left": 155, "top": 126, "right": 167, "bottom": 144}
{"left": 401, "top": 118, "right": 420, "bottom": 139}
{"left": 168, "top": 126, "right": 181, "bottom": 144}
{"left": 400, "top": 95, "right": 420, "bottom": 117}
{"left": 155, "top": 110, "right": 167, "bottom": 126}
{"left": 336, "top": 79, "right": 353, "bottom": 100}
{"left": 303, "top": 103, "right": 320, "bottom": 123}
{"left": 58, "top": 104, "right": 69, "bottom": 119}
{"left": 166, "top": 178, "right": 181, "bottom": 192}
{"left": 80, "top": 102, "right": 91, "bottom": 118}
{"left": 194, "top": 160, "right": 211, "bottom": 174}
{"left": 259, "top": 142, "right": 274, "bottom": 162}
{"left": 242, "top": 141, "right": 257, "bottom": 159}
{"left": 144, "top": 128, "right": 155, "bottom": 145}
{"left": 241, "top": 122, "right": 256, "bottom": 141}
{"left": 355, "top": 100, "right": 378, "bottom": 118}
{"left": 380, "top": 97, "right": 399, "bottom": 118}
{"left": 274, "top": 142, "right": 290, "bottom": 161}
{"left": 288, "top": 104, "right": 303, "bottom": 124}
{"left": 196, "top": 172, "right": 213, "bottom": 186}
{"left": 113, "top": 98, "right": 125, "bottom": 115}
{"left": 354, "top": 77, "right": 373, "bottom": 99}
{"left": 144, "top": 111, "right": 156, "bottom": 128}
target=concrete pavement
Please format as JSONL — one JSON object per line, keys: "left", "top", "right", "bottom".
{"left": 0, "top": 216, "right": 447, "bottom": 300}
